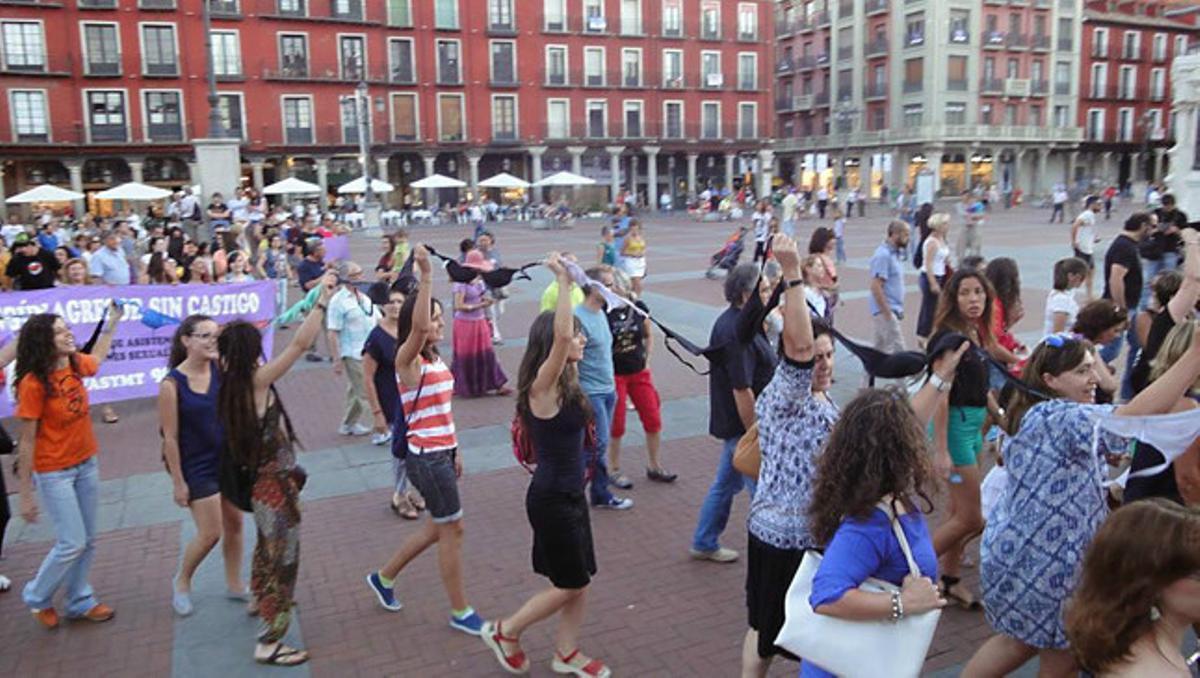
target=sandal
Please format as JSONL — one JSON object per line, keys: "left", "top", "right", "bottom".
{"left": 102, "top": 409, "right": 119, "bottom": 424}
{"left": 408, "top": 492, "right": 426, "bottom": 512}
{"left": 480, "top": 620, "right": 529, "bottom": 674}
{"left": 646, "top": 468, "right": 678, "bottom": 483}
{"left": 551, "top": 649, "right": 611, "bottom": 678}
{"left": 255, "top": 642, "right": 309, "bottom": 666}
{"left": 941, "top": 576, "right": 983, "bottom": 611}
{"left": 390, "top": 496, "right": 419, "bottom": 520}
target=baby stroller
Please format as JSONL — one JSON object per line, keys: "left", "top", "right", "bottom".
{"left": 706, "top": 227, "right": 748, "bottom": 279}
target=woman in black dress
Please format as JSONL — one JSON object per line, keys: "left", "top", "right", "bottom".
{"left": 481, "top": 252, "right": 610, "bottom": 678}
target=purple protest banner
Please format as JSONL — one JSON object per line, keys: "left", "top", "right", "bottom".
{"left": 323, "top": 235, "right": 350, "bottom": 262}
{"left": 0, "top": 281, "right": 277, "bottom": 416}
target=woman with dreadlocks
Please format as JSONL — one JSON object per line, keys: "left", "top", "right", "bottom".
{"left": 216, "top": 270, "right": 336, "bottom": 666}
{"left": 15, "top": 303, "right": 123, "bottom": 628}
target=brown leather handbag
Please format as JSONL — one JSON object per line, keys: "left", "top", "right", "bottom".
{"left": 732, "top": 422, "right": 761, "bottom": 479}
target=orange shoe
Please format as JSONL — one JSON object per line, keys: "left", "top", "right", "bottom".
{"left": 77, "top": 603, "right": 115, "bottom": 622}
{"left": 31, "top": 607, "right": 59, "bottom": 629}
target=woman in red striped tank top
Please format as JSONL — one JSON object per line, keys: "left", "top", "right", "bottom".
{"left": 365, "top": 244, "right": 486, "bottom": 636}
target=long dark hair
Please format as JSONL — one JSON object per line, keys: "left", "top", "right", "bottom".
{"left": 807, "top": 388, "right": 934, "bottom": 545}
{"left": 217, "top": 321, "right": 272, "bottom": 467}
{"left": 1066, "top": 499, "right": 1200, "bottom": 673}
{"left": 14, "top": 314, "right": 77, "bottom": 398}
{"left": 515, "top": 311, "right": 592, "bottom": 425}
{"left": 397, "top": 293, "right": 442, "bottom": 362}
{"left": 1003, "top": 337, "right": 1093, "bottom": 435}
{"left": 168, "top": 314, "right": 215, "bottom": 369}
{"left": 147, "top": 252, "right": 168, "bottom": 283}
{"left": 932, "top": 269, "right": 995, "bottom": 347}
{"left": 984, "top": 257, "right": 1021, "bottom": 323}
{"left": 808, "top": 227, "right": 835, "bottom": 255}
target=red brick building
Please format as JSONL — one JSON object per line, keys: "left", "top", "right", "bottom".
{"left": 0, "top": 0, "right": 773, "bottom": 211}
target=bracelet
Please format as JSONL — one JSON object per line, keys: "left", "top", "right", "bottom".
{"left": 929, "top": 372, "right": 952, "bottom": 392}
{"left": 784, "top": 278, "right": 805, "bottom": 289}
{"left": 890, "top": 591, "right": 904, "bottom": 621}
{"left": 316, "top": 303, "right": 328, "bottom": 313}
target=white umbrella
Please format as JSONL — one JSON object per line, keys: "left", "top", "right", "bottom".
{"left": 410, "top": 173, "right": 467, "bottom": 189}
{"left": 534, "top": 171, "right": 597, "bottom": 187}
{"left": 6, "top": 184, "right": 85, "bottom": 204}
{"left": 94, "top": 182, "right": 172, "bottom": 201}
{"left": 478, "top": 172, "right": 530, "bottom": 189}
{"left": 262, "top": 177, "right": 322, "bottom": 195}
{"left": 337, "top": 176, "right": 394, "bottom": 194}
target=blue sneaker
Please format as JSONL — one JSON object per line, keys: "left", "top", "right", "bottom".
{"left": 366, "top": 572, "right": 402, "bottom": 612}
{"left": 449, "top": 608, "right": 485, "bottom": 636}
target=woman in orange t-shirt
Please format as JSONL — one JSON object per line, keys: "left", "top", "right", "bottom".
{"left": 14, "top": 305, "right": 123, "bottom": 629}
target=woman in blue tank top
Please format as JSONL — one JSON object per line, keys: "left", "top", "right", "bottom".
{"left": 159, "top": 314, "right": 246, "bottom": 617}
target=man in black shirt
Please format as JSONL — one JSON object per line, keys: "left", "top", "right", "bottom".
{"left": 690, "top": 263, "right": 777, "bottom": 563}
{"left": 1101, "top": 211, "right": 1153, "bottom": 398}
{"left": 296, "top": 238, "right": 329, "bottom": 361}
{"left": 1143, "top": 193, "right": 1189, "bottom": 304}
{"left": 5, "top": 232, "right": 59, "bottom": 290}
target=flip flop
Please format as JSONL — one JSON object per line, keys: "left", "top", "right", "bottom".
{"left": 408, "top": 493, "right": 426, "bottom": 512}
{"left": 390, "top": 497, "right": 419, "bottom": 520}
{"left": 256, "top": 643, "right": 309, "bottom": 666}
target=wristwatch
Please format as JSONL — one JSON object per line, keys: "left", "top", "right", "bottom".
{"left": 784, "top": 278, "right": 805, "bottom": 289}
{"left": 929, "top": 373, "right": 952, "bottom": 392}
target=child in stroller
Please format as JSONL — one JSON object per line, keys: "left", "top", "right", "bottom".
{"left": 705, "top": 226, "right": 749, "bottom": 279}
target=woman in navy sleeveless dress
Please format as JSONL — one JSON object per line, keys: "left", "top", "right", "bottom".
{"left": 160, "top": 315, "right": 245, "bottom": 617}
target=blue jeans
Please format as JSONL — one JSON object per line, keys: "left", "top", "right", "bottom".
{"left": 586, "top": 392, "right": 616, "bottom": 505}
{"left": 1140, "top": 252, "right": 1179, "bottom": 309}
{"left": 835, "top": 236, "right": 846, "bottom": 263}
{"left": 22, "top": 456, "right": 100, "bottom": 616}
{"left": 691, "top": 437, "right": 754, "bottom": 553}
{"left": 1121, "top": 322, "right": 1141, "bottom": 402}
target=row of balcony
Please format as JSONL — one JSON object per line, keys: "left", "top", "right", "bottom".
{"left": 1085, "top": 84, "right": 1169, "bottom": 102}
{"left": 775, "top": 123, "right": 1083, "bottom": 153}
{"left": 981, "top": 32, "right": 1055, "bottom": 51}
{"left": 1091, "top": 45, "right": 1174, "bottom": 64}
{"left": 1082, "top": 127, "right": 1172, "bottom": 145}
{"left": 982, "top": 0, "right": 1057, "bottom": 7}
{"left": 776, "top": 0, "right": 888, "bottom": 36}
{"left": 775, "top": 78, "right": 1063, "bottom": 111}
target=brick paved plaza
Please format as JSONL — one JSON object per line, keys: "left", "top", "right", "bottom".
{"left": 0, "top": 200, "right": 1129, "bottom": 677}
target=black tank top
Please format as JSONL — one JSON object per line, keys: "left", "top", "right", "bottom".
{"left": 528, "top": 401, "right": 587, "bottom": 494}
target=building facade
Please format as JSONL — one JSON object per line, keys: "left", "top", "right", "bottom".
{"left": 0, "top": 0, "right": 773, "bottom": 212}
{"left": 772, "top": 0, "right": 1199, "bottom": 199}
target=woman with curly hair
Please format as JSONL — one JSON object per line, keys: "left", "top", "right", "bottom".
{"left": 216, "top": 270, "right": 336, "bottom": 665}
{"left": 1065, "top": 499, "right": 1200, "bottom": 676}
{"left": 14, "top": 304, "right": 124, "bottom": 628}
{"left": 965, "top": 333, "right": 1200, "bottom": 677}
{"left": 799, "top": 387, "right": 950, "bottom": 677}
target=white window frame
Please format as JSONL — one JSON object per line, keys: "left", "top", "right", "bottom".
{"left": 139, "top": 87, "right": 187, "bottom": 142}
{"left": 737, "top": 2, "right": 757, "bottom": 40}
{"left": 80, "top": 21, "right": 122, "bottom": 76}
{"left": 701, "top": 50, "right": 722, "bottom": 88}
{"left": 1123, "top": 30, "right": 1140, "bottom": 60}
{"left": 338, "top": 93, "right": 372, "bottom": 145}
{"left": 621, "top": 47, "right": 642, "bottom": 87}
{"left": 1151, "top": 67, "right": 1166, "bottom": 99}
{"left": 488, "top": 0, "right": 515, "bottom": 30}
{"left": 280, "top": 93, "right": 315, "bottom": 143}
{"left": 9, "top": 88, "right": 49, "bottom": 142}
{"left": 81, "top": 87, "right": 130, "bottom": 143}
{"left": 211, "top": 29, "right": 241, "bottom": 76}
{"left": 1, "top": 20, "right": 46, "bottom": 71}
{"left": 1086, "top": 107, "right": 1105, "bottom": 141}
{"left": 700, "top": 0, "right": 721, "bottom": 40}
{"left": 1117, "top": 106, "right": 1134, "bottom": 142}
{"left": 138, "top": 21, "right": 178, "bottom": 77}
{"left": 387, "top": 0, "right": 413, "bottom": 27}
{"left": 489, "top": 39, "right": 517, "bottom": 84}
{"left": 1094, "top": 27, "right": 1108, "bottom": 56}
{"left": 214, "top": 90, "right": 246, "bottom": 140}
{"left": 544, "top": 44, "right": 568, "bottom": 85}
{"left": 277, "top": 31, "right": 309, "bottom": 75}
{"left": 662, "top": 48, "right": 683, "bottom": 87}
{"left": 544, "top": 0, "right": 566, "bottom": 31}
{"left": 434, "top": 0, "right": 460, "bottom": 30}
{"left": 1091, "top": 63, "right": 1107, "bottom": 98}
{"left": 661, "top": 0, "right": 682, "bottom": 37}
{"left": 584, "top": 45, "right": 606, "bottom": 86}
{"left": 662, "top": 99, "right": 684, "bottom": 139}
{"left": 1153, "top": 33, "right": 1167, "bottom": 60}
{"left": 388, "top": 36, "right": 416, "bottom": 83}
{"left": 622, "top": 99, "right": 644, "bottom": 138}
{"left": 388, "top": 91, "right": 421, "bottom": 141}
{"left": 585, "top": 98, "right": 608, "bottom": 137}
{"left": 1176, "top": 35, "right": 1188, "bottom": 57}
{"left": 700, "top": 100, "right": 721, "bottom": 139}
{"left": 436, "top": 38, "right": 462, "bottom": 84}
{"left": 337, "top": 32, "right": 367, "bottom": 80}
{"left": 490, "top": 92, "right": 518, "bottom": 140}
{"left": 620, "top": 0, "right": 642, "bottom": 36}
{"left": 737, "top": 52, "right": 757, "bottom": 90}
{"left": 436, "top": 92, "right": 466, "bottom": 141}
{"left": 546, "top": 97, "right": 570, "bottom": 139}
{"left": 1118, "top": 64, "right": 1136, "bottom": 99}
{"left": 737, "top": 101, "right": 757, "bottom": 139}
{"left": 1147, "top": 108, "right": 1163, "bottom": 139}
{"left": 278, "top": 0, "right": 307, "bottom": 16}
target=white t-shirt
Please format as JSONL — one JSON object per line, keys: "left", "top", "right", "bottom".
{"left": 1053, "top": 189, "right": 1068, "bottom": 205}
{"left": 1073, "top": 210, "right": 1097, "bottom": 254}
{"left": 1044, "top": 289, "right": 1079, "bottom": 336}
{"left": 751, "top": 211, "right": 771, "bottom": 241}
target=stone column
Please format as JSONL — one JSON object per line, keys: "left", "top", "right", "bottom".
{"left": 925, "top": 145, "right": 943, "bottom": 195}
{"left": 376, "top": 157, "right": 389, "bottom": 185}
{"left": 989, "top": 148, "right": 1002, "bottom": 187}
{"left": 566, "top": 146, "right": 586, "bottom": 178}
{"left": 128, "top": 159, "right": 144, "bottom": 184}
{"left": 1036, "top": 147, "right": 1050, "bottom": 196}
{"left": 529, "top": 146, "right": 547, "bottom": 202}
{"left": 606, "top": 146, "right": 625, "bottom": 204}
{"left": 250, "top": 159, "right": 265, "bottom": 192}
{"left": 188, "top": 161, "right": 200, "bottom": 185}
{"left": 758, "top": 149, "right": 775, "bottom": 198}
{"left": 466, "top": 151, "right": 482, "bottom": 200}
{"left": 1154, "top": 147, "right": 1167, "bottom": 183}
{"left": 643, "top": 146, "right": 660, "bottom": 211}
{"left": 628, "top": 154, "right": 639, "bottom": 197}
{"left": 0, "top": 164, "right": 6, "bottom": 210}
{"left": 1101, "top": 151, "right": 1113, "bottom": 184}
{"left": 686, "top": 152, "right": 699, "bottom": 198}
{"left": 724, "top": 152, "right": 736, "bottom": 192}
{"left": 421, "top": 152, "right": 437, "bottom": 208}
{"left": 891, "top": 147, "right": 907, "bottom": 191}
{"left": 315, "top": 157, "right": 330, "bottom": 209}
{"left": 1067, "top": 150, "right": 1079, "bottom": 187}
{"left": 67, "top": 160, "right": 85, "bottom": 217}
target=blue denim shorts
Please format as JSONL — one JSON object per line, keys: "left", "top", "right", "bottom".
{"left": 405, "top": 448, "right": 461, "bottom": 523}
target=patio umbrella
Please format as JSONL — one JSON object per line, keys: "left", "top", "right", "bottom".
{"left": 262, "top": 177, "right": 322, "bottom": 195}
{"left": 337, "top": 176, "right": 394, "bottom": 194}
{"left": 410, "top": 173, "right": 467, "bottom": 189}
{"left": 534, "top": 171, "right": 597, "bottom": 187}
{"left": 94, "top": 182, "right": 172, "bottom": 201}
{"left": 478, "top": 172, "right": 530, "bottom": 189}
{"left": 6, "top": 184, "right": 85, "bottom": 204}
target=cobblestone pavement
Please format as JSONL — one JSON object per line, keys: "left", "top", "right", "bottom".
{"left": 1, "top": 199, "right": 1141, "bottom": 676}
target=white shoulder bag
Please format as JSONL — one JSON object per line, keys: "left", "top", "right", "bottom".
{"left": 774, "top": 503, "right": 941, "bottom": 678}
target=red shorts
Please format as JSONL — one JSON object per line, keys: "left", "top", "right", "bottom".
{"left": 612, "top": 369, "right": 663, "bottom": 438}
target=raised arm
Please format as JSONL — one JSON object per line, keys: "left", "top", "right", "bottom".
{"left": 1167, "top": 230, "right": 1200, "bottom": 323}
{"left": 0, "top": 334, "right": 17, "bottom": 370}
{"left": 1117, "top": 330, "right": 1200, "bottom": 417}
{"left": 530, "top": 253, "right": 573, "bottom": 404}
{"left": 86, "top": 301, "right": 125, "bottom": 366}
{"left": 255, "top": 271, "right": 336, "bottom": 388}
{"left": 395, "top": 244, "right": 432, "bottom": 387}
{"left": 772, "top": 235, "right": 813, "bottom": 363}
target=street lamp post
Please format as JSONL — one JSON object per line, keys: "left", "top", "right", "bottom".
{"left": 202, "top": 0, "right": 224, "bottom": 138}
{"left": 834, "top": 101, "right": 860, "bottom": 191}
{"left": 356, "top": 78, "right": 381, "bottom": 230}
